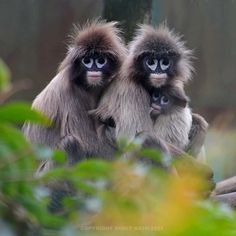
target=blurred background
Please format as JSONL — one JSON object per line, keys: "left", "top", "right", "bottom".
{"left": 0, "top": 0, "right": 235, "bottom": 181}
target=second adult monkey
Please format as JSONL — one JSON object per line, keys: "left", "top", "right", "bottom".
{"left": 23, "top": 20, "right": 126, "bottom": 165}
{"left": 92, "top": 24, "right": 193, "bottom": 145}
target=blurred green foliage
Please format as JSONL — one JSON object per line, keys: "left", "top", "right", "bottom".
{"left": 0, "top": 59, "right": 11, "bottom": 92}
{"left": 1, "top": 59, "right": 236, "bottom": 236}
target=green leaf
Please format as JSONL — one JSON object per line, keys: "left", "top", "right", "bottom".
{"left": 39, "top": 167, "right": 70, "bottom": 181}
{"left": 139, "top": 148, "right": 162, "bottom": 162}
{"left": 73, "top": 159, "right": 111, "bottom": 179}
{"left": 52, "top": 150, "right": 66, "bottom": 164}
{"left": 0, "top": 102, "right": 51, "bottom": 125}
{"left": 0, "top": 123, "right": 29, "bottom": 152}
{"left": 0, "top": 59, "right": 11, "bottom": 92}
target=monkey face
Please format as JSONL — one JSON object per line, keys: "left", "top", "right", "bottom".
{"left": 142, "top": 51, "right": 180, "bottom": 88}
{"left": 150, "top": 86, "right": 188, "bottom": 120}
{"left": 150, "top": 89, "right": 173, "bottom": 120}
{"left": 70, "top": 52, "right": 118, "bottom": 90}
{"left": 82, "top": 54, "right": 107, "bottom": 86}
{"left": 60, "top": 21, "right": 126, "bottom": 91}
{"left": 133, "top": 49, "right": 180, "bottom": 93}
{"left": 129, "top": 25, "right": 193, "bottom": 92}
{"left": 81, "top": 53, "right": 117, "bottom": 86}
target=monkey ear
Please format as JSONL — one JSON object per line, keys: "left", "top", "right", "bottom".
{"left": 169, "top": 86, "right": 189, "bottom": 108}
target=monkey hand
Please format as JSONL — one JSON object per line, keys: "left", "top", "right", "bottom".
{"left": 59, "top": 135, "right": 87, "bottom": 165}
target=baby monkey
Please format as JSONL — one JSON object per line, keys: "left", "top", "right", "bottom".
{"left": 150, "top": 85, "right": 208, "bottom": 158}
{"left": 150, "top": 85, "right": 192, "bottom": 151}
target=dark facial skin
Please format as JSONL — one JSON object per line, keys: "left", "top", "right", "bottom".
{"left": 150, "top": 87, "right": 187, "bottom": 121}
{"left": 150, "top": 88, "right": 174, "bottom": 118}
{"left": 134, "top": 51, "right": 180, "bottom": 93}
{"left": 70, "top": 52, "right": 118, "bottom": 90}
{"left": 143, "top": 53, "right": 178, "bottom": 76}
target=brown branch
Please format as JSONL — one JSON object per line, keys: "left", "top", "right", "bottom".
{"left": 213, "top": 176, "right": 236, "bottom": 195}
{"left": 211, "top": 192, "right": 236, "bottom": 208}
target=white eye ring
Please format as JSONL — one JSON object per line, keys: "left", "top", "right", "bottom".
{"left": 82, "top": 57, "right": 93, "bottom": 69}
{"left": 146, "top": 58, "right": 158, "bottom": 71}
{"left": 160, "top": 96, "right": 169, "bottom": 105}
{"left": 159, "top": 58, "right": 170, "bottom": 71}
{"left": 95, "top": 57, "right": 107, "bottom": 69}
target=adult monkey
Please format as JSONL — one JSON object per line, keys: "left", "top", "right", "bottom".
{"left": 92, "top": 24, "right": 208, "bottom": 158}
{"left": 23, "top": 20, "right": 126, "bottom": 166}
{"left": 91, "top": 24, "right": 213, "bottom": 186}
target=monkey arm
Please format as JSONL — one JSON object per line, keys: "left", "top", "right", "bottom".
{"left": 22, "top": 72, "right": 66, "bottom": 148}
{"left": 90, "top": 79, "right": 153, "bottom": 141}
{"left": 88, "top": 80, "right": 120, "bottom": 122}
{"left": 186, "top": 113, "right": 208, "bottom": 157}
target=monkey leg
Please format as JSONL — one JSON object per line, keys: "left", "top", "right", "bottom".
{"left": 37, "top": 135, "right": 86, "bottom": 214}
{"left": 34, "top": 160, "right": 76, "bottom": 214}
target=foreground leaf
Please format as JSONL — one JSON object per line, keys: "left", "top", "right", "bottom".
{"left": 0, "top": 59, "right": 11, "bottom": 92}
{"left": 0, "top": 102, "right": 51, "bottom": 125}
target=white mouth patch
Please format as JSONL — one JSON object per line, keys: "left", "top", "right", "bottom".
{"left": 87, "top": 71, "right": 102, "bottom": 85}
{"left": 149, "top": 73, "right": 168, "bottom": 87}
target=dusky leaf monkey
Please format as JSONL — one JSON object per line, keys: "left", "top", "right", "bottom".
{"left": 91, "top": 24, "right": 212, "bottom": 181}
{"left": 149, "top": 84, "right": 208, "bottom": 156}
{"left": 23, "top": 20, "right": 127, "bottom": 212}
{"left": 91, "top": 24, "right": 193, "bottom": 150}
{"left": 23, "top": 20, "right": 126, "bottom": 165}
{"left": 150, "top": 85, "right": 192, "bottom": 151}
{"left": 149, "top": 85, "right": 211, "bottom": 187}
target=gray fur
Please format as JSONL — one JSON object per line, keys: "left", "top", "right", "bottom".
{"left": 187, "top": 113, "right": 208, "bottom": 158}
{"left": 153, "top": 106, "right": 192, "bottom": 150}
{"left": 92, "top": 25, "right": 194, "bottom": 154}
{"left": 23, "top": 20, "right": 127, "bottom": 167}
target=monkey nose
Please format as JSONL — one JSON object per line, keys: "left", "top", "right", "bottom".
{"left": 150, "top": 104, "right": 161, "bottom": 120}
